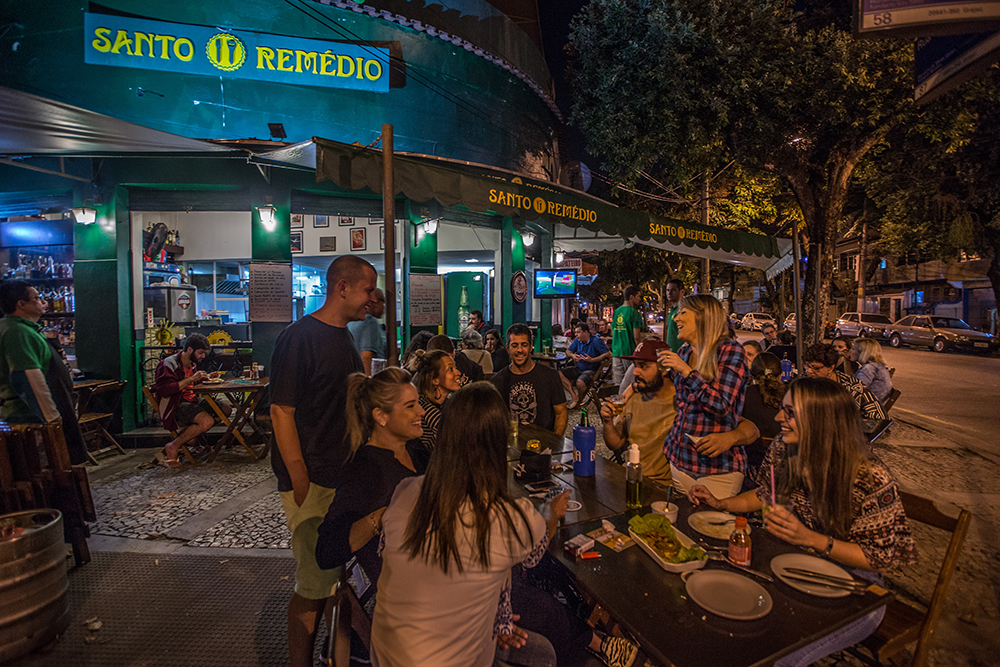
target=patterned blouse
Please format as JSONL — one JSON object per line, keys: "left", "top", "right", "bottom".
{"left": 754, "top": 436, "right": 918, "bottom": 572}
{"left": 836, "top": 370, "right": 886, "bottom": 422}
{"left": 418, "top": 395, "right": 443, "bottom": 451}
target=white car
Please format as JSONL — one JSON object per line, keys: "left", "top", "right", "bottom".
{"left": 741, "top": 312, "right": 776, "bottom": 331}
{"left": 783, "top": 313, "right": 796, "bottom": 334}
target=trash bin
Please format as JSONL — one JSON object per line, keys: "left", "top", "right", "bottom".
{"left": 0, "top": 510, "right": 69, "bottom": 662}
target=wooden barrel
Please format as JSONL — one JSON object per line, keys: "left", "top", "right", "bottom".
{"left": 0, "top": 510, "right": 70, "bottom": 662}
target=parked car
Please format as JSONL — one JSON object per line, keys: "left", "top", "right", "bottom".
{"left": 729, "top": 312, "right": 742, "bottom": 330}
{"left": 884, "top": 315, "right": 997, "bottom": 354}
{"left": 783, "top": 313, "right": 796, "bottom": 334}
{"left": 834, "top": 312, "right": 893, "bottom": 340}
{"left": 740, "top": 312, "right": 776, "bottom": 331}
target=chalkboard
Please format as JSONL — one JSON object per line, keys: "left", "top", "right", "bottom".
{"left": 249, "top": 262, "right": 292, "bottom": 322}
{"left": 409, "top": 273, "right": 442, "bottom": 327}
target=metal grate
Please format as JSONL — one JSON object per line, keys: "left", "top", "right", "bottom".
{"left": 9, "top": 551, "right": 298, "bottom": 667}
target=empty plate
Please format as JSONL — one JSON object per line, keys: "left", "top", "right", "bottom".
{"left": 687, "top": 511, "right": 738, "bottom": 540}
{"left": 684, "top": 569, "right": 773, "bottom": 620}
{"left": 771, "top": 553, "right": 855, "bottom": 598}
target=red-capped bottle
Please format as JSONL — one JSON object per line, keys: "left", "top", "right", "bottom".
{"left": 728, "top": 516, "right": 751, "bottom": 567}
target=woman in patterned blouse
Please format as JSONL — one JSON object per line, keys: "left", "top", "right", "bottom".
{"left": 689, "top": 376, "right": 916, "bottom": 666}
{"left": 411, "top": 349, "right": 461, "bottom": 452}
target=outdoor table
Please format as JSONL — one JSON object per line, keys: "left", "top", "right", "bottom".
{"left": 72, "top": 379, "right": 113, "bottom": 415}
{"left": 507, "top": 422, "right": 575, "bottom": 460}
{"left": 193, "top": 377, "right": 269, "bottom": 462}
{"left": 531, "top": 352, "right": 569, "bottom": 368}
{"left": 549, "top": 499, "right": 894, "bottom": 667}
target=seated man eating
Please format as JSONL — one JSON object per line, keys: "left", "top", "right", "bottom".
{"left": 153, "top": 333, "right": 229, "bottom": 466}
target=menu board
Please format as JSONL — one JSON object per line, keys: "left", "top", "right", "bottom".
{"left": 249, "top": 262, "right": 292, "bottom": 322}
{"left": 409, "top": 273, "right": 442, "bottom": 327}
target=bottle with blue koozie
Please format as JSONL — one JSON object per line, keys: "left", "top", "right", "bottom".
{"left": 573, "top": 408, "right": 596, "bottom": 477}
{"left": 780, "top": 353, "right": 793, "bottom": 382}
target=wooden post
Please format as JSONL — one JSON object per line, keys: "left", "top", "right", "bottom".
{"left": 382, "top": 125, "right": 399, "bottom": 366}
{"left": 792, "top": 223, "right": 803, "bottom": 372}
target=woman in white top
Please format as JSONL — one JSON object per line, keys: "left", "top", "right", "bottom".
{"left": 460, "top": 328, "right": 494, "bottom": 374}
{"left": 371, "top": 382, "right": 569, "bottom": 667}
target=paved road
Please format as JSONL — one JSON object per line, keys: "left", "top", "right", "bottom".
{"left": 739, "top": 332, "right": 1000, "bottom": 457}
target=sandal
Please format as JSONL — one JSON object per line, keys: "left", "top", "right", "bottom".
{"left": 162, "top": 457, "right": 182, "bottom": 468}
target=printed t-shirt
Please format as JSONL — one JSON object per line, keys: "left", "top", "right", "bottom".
{"left": 611, "top": 305, "right": 642, "bottom": 357}
{"left": 491, "top": 363, "right": 565, "bottom": 432}
{"left": 270, "top": 315, "right": 363, "bottom": 491}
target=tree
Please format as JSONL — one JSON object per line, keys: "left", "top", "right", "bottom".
{"left": 859, "top": 68, "right": 1000, "bottom": 317}
{"left": 568, "top": 0, "right": 914, "bottom": 341}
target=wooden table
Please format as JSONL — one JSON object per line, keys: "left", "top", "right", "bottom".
{"left": 507, "top": 422, "right": 575, "bottom": 461}
{"left": 193, "top": 377, "right": 269, "bottom": 462}
{"left": 550, "top": 498, "right": 894, "bottom": 667}
{"left": 73, "top": 379, "right": 113, "bottom": 416}
{"left": 531, "top": 352, "right": 569, "bottom": 369}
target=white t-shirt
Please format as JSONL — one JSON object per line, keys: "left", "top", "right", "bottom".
{"left": 371, "top": 476, "right": 545, "bottom": 667}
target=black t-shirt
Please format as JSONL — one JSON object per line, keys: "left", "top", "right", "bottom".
{"left": 269, "top": 315, "right": 363, "bottom": 491}
{"left": 740, "top": 384, "right": 781, "bottom": 469}
{"left": 491, "top": 345, "right": 510, "bottom": 372}
{"left": 491, "top": 363, "right": 565, "bottom": 432}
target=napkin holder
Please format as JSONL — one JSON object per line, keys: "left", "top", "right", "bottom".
{"left": 517, "top": 449, "right": 551, "bottom": 484}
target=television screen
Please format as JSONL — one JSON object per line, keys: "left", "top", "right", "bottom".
{"left": 534, "top": 269, "right": 577, "bottom": 298}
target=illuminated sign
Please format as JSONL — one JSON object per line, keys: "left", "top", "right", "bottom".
{"left": 649, "top": 222, "right": 718, "bottom": 244}
{"left": 83, "top": 13, "right": 390, "bottom": 93}
{"left": 488, "top": 188, "right": 599, "bottom": 223}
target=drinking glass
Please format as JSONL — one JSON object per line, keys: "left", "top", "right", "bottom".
{"left": 510, "top": 418, "right": 519, "bottom": 447}
{"left": 371, "top": 358, "right": 387, "bottom": 375}
{"left": 611, "top": 394, "right": 627, "bottom": 417}
{"left": 243, "top": 365, "right": 252, "bottom": 379}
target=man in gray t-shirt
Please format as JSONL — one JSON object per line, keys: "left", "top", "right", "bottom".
{"left": 347, "top": 287, "right": 387, "bottom": 375}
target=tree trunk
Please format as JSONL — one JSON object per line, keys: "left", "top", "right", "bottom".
{"left": 986, "top": 231, "right": 1000, "bottom": 335}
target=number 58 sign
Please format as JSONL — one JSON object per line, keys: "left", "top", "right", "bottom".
{"left": 855, "top": 0, "right": 1000, "bottom": 38}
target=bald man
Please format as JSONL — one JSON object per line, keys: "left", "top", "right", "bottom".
{"left": 347, "top": 286, "right": 387, "bottom": 375}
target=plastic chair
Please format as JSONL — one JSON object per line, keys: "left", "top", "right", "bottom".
{"left": 141, "top": 386, "right": 200, "bottom": 466}
{"left": 856, "top": 491, "right": 971, "bottom": 667}
{"left": 77, "top": 381, "right": 127, "bottom": 464}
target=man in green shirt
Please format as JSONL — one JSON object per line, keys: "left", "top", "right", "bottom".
{"left": 665, "top": 278, "right": 685, "bottom": 352}
{"left": 0, "top": 280, "right": 87, "bottom": 464}
{"left": 611, "top": 286, "right": 643, "bottom": 385}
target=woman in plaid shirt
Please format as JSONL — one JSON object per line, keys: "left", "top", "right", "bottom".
{"left": 657, "top": 295, "right": 750, "bottom": 499}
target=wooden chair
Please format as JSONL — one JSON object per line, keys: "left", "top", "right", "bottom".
{"left": 322, "top": 568, "right": 368, "bottom": 667}
{"left": 141, "top": 386, "right": 199, "bottom": 466}
{"left": 883, "top": 388, "right": 902, "bottom": 413}
{"left": 857, "top": 491, "right": 971, "bottom": 667}
{"left": 78, "top": 380, "right": 127, "bottom": 464}
{"left": 576, "top": 358, "right": 612, "bottom": 411}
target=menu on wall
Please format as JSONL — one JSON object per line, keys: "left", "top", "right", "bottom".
{"left": 409, "top": 273, "right": 442, "bottom": 327}
{"left": 249, "top": 262, "right": 293, "bottom": 322}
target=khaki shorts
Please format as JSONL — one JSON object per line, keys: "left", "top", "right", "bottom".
{"left": 280, "top": 483, "right": 339, "bottom": 600}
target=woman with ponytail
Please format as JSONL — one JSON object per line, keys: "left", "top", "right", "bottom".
{"left": 315, "top": 368, "right": 426, "bottom": 662}
{"left": 741, "top": 352, "right": 787, "bottom": 479}
{"left": 411, "top": 349, "right": 462, "bottom": 451}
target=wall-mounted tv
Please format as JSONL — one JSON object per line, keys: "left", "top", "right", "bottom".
{"left": 534, "top": 269, "right": 577, "bottom": 298}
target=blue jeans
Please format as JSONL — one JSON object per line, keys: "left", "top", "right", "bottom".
{"left": 774, "top": 570, "right": 886, "bottom": 667}
{"left": 495, "top": 629, "right": 557, "bottom": 667}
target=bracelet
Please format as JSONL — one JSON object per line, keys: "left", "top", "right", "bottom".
{"left": 369, "top": 512, "right": 381, "bottom": 535}
{"left": 820, "top": 535, "right": 834, "bottom": 557}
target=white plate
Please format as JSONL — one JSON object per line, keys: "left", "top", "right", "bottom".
{"left": 687, "top": 511, "right": 738, "bottom": 540}
{"left": 683, "top": 570, "right": 773, "bottom": 620}
{"left": 771, "top": 553, "right": 855, "bottom": 598}
{"left": 628, "top": 526, "right": 707, "bottom": 574}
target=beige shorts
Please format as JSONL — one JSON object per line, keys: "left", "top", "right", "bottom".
{"left": 670, "top": 465, "right": 745, "bottom": 500}
{"left": 280, "top": 483, "right": 339, "bottom": 600}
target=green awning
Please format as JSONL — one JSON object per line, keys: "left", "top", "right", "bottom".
{"left": 308, "top": 137, "right": 789, "bottom": 269}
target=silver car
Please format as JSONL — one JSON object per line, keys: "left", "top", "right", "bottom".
{"left": 885, "top": 315, "right": 997, "bottom": 354}
{"left": 741, "top": 312, "right": 776, "bottom": 331}
{"left": 834, "top": 312, "right": 892, "bottom": 340}
{"left": 783, "top": 313, "right": 796, "bottom": 334}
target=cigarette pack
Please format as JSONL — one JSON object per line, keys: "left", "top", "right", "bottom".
{"left": 564, "top": 534, "right": 595, "bottom": 558}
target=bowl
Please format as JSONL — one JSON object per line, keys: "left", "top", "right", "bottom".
{"left": 651, "top": 501, "right": 679, "bottom": 523}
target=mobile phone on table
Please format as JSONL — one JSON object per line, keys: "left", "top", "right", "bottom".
{"left": 525, "top": 480, "right": 559, "bottom": 493}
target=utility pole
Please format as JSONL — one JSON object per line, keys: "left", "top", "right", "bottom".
{"left": 856, "top": 220, "right": 867, "bottom": 313}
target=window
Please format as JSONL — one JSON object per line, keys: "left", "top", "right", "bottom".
{"left": 880, "top": 259, "right": 887, "bottom": 269}
{"left": 915, "top": 290, "right": 924, "bottom": 303}
{"left": 897, "top": 316, "right": 913, "bottom": 326}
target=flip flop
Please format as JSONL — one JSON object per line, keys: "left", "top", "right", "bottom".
{"left": 162, "top": 457, "right": 182, "bottom": 468}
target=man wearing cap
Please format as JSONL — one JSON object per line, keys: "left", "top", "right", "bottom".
{"left": 599, "top": 339, "right": 676, "bottom": 485}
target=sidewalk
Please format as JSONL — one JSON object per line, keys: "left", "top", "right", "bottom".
{"left": 10, "top": 413, "right": 1000, "bottom": 666}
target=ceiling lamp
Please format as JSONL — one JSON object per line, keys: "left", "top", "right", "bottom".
{"left": 71, "top": 206, "right": 97, "bottom": 225}
{"left": 521, "top": 231, "right": 535, "bottom": 247}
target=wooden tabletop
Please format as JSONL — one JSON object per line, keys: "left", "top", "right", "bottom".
{"left": 72, "top": 379, "right": 112, "bottom": 391}
{"left": 550, "top": 499, "right": 893, "bottom": 667}
{"left": 192, "top": 377, "right": 269, "bottom": 393}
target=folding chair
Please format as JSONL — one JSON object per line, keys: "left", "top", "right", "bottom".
{"left": 141, "top": 386, "right": 200, "bottom": 466}
{"left": 883, "top": 388, "right": 902, "bottom": 413}
{"left": 855, "top": 492, "right": 971, "bottom": 667}
{"left": 576, "top": 358, "right": 612, "bottom": 411}
{"left": 78, "top": 380, "right": 127, "bottom": 464}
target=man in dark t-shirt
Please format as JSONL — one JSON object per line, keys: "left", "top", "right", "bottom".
{"left": 269, "top": 255, "right": 376, "bottom": 667}
{"left": 491, "top": 323, "right": 567, "bottom": 435}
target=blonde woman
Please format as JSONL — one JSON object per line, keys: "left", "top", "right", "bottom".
{"left": 657, "top": 294, "right": 752, "bottom": 498}
{"left": 852, "top": 338, "right": 893, "bottom": 404}
{"left": 688, "top": 377, "right": 916, "bottom": 666}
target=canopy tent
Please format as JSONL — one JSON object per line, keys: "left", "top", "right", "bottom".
{"left": 0, "top": 86, "right": 231, "bottom": 156}
{"left": 254, "top": 138, "right": 791, "bottom": 272}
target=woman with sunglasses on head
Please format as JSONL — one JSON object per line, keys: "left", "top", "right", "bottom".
{"left": 656, "top": 294, "right": 756, "bottom": 499}
{"left": 371, "top": 382, "right": 569, "bottom": 667}
{"left": 411, "top": 349, "right": 462, "bottom": 452}
{"left": 688, "top": 376, "right": 916, "bottom": 666}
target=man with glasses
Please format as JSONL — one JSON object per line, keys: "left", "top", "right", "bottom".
{"left": 760, "top": 323, "right": 779, "bottom": 352}
{"left": 348, "top": 287, "right": 387, "bottom": 375}
{"left": 0, "top": 280, "right": 87, "bottom": 464}
{"left": 802, "top": 343, "right": 885, "bottom": 423}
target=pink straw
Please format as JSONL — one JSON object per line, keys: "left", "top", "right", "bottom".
{"left": 770, "top": 464, "right": 776, "bottom": 507}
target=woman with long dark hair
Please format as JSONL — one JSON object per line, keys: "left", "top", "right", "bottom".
{"left": 690, "top": 377, "right": 916, "bottom": 666}
{"left": 485, "top": 329, "right": 510, "bottom": 371}
{"left": 371, "top": 382, "right": 569, "bottom": 667}
{"left": 657, "top": 294, "right": 751, "bottom": 498}
{"left": 411, "top": 349, "right": 462, "bottom": 452}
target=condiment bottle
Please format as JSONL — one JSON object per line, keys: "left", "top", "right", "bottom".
{"left": 625, "top": 443, "right": 642, "bottom": 509}
{"left": 729, "top": 516, "right": 752, "bottom": 567}
{"left": 572, "top": 409, "right": 596, "bottom": 476}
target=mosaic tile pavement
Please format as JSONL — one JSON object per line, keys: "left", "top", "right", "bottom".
{"left": 188, "top": 491, "right": 291, "bottom": 549}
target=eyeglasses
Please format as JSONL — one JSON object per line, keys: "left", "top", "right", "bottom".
{"left": 806, "top": 363, "right": 828, "bottom": 374}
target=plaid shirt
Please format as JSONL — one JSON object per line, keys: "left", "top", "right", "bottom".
{"left": 664, "top": 338, "right": 749, "bottom": 477}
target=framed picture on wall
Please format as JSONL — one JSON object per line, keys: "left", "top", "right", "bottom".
{"left": 320, "top": 236, "right": 336, "bottom": 252}
{"left": 351, "top": 228, "right": 367, "bottom": 251}
{"left": 369, "top": 217, "right": 383, "bottom": 226}
{"left": 339, "top": 216, "right": 354, "bottom": 227}
{"left": 291, "top": 214, "right": 303, "bottom": 229}
{"left": 290, "top": 231, "right": 303, "bottom": 253}
{"left": 314, "top": 215, "right": 329, "bottom": 228}
{"left": 379, "top": 225, "right": 385, "bottom": 250}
